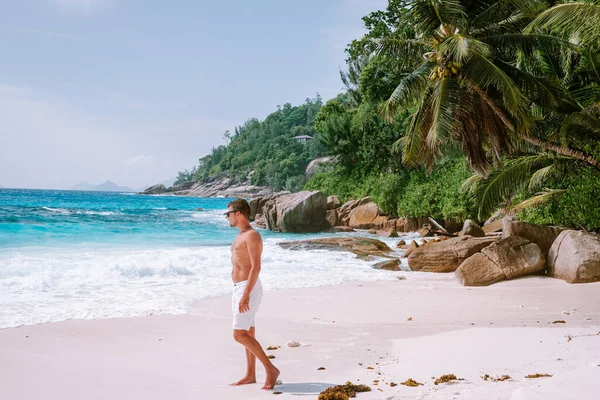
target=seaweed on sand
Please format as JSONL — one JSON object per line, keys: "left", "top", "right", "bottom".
{"left": 401, "top": 378, "right": 424, "bottom": 387}
{"left": 525, "top": 373, "right": 553, "bottom": 378}
{"left": 434, "top": 374, "right": 464, "bottom": 385}
{"left": 318, "top": 381, "right": 371, "bottom": 400}
{"left": 481, "top": 374, "right": 511, "bottom": 382}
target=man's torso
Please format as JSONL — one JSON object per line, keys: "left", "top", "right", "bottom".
{"left": 231, "top": 229, "right": 260, "bottom": 283}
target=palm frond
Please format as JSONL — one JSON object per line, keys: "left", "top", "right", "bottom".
{"left": 427, "top": 77, "right": 461, "bottom": 148}
{"left": 480, "top": 34, "right": 578, "bottom": 57}
{"left": 400, "top": 89, "right": 438, "bottom": 167}
{"left": 559, "top": 111, "right": 600, "bottom": 145}
{"left": 512, "top": 189, "right": 567, "bottom": 211}
{"left": 587, "top": 48, "right": 600, "bottom": 85}
{"left": 528, "top": 164, "right": 555, "bottom": 191}
{"left": 505, "top": 0, "right": 551, "bottom": 18}
{"left": 371, "top": 37, "right": 429, "bottom": 69}
{"left": 437, "top": 34, "right": 492, "bottom": 62}
{"left": 496, "top": 59, "right": 576, "bottom": 110}
{"left": 527, "top": 3, "right": 600, "bottom": 46}
{"left": 460, "top": 172, "right": 483, "bottom": 194}
{"left": 382, "top": 61, "right": 435, "bottom": 121}
{"left": 409, "top": 0, "right": 468, "bottom": 36}
{"left": 570, "top": 84, "right": 600, "bottom": 107}
{"left": 472, "top": 11, "right": 527, "bottom": 37}
{"left": 474, "top": 154, "right": 558, "bottom": 219}
{"left": 462, "top": 53, "right": 528, "bottom": 127}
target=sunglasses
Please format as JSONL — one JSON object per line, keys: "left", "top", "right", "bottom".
{"left": 223, "top": 209, "right": 239, "bottom": 217}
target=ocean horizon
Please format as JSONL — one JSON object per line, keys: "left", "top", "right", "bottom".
{"left": 0, "top": 189, "right": 409, "bottom": 329}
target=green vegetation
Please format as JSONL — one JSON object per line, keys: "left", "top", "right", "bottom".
{"left": 176, "top": 97, "right": 325, "bottom": 192}
{"left": 308, "top": 0, "right": 600, "bottom": 230}
{"left": 179, "top": 0, "right": 600, "bottom": 230}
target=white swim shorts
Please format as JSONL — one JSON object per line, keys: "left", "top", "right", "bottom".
{"left": 232, "top": 279, "right": 263, "bottom": 331}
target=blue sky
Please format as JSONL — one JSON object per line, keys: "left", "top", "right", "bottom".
{"left": 0, "top": 0, "right": 387, "bottom": 189}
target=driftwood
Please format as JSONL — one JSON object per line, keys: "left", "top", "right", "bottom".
{"left": 428, "top": 217, "right": 449, "bottom": 234}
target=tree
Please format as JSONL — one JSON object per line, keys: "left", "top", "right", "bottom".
{"left": 373, "top": 0, "right": 575, "bottom": 174}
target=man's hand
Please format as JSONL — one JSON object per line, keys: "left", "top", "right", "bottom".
{"left": 239, "top": 296, "right": 250, "bottom": 313}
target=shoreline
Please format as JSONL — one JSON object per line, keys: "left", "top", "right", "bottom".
{"left": 1, "top": 275, "right": 599, "bottom": 399}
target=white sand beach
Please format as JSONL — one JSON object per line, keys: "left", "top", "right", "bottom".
{"left": 1, "top": 273, "right": 599, "bottom": 400}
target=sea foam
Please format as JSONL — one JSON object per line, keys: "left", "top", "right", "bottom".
{"left": 0, "top": 238, "right": 403, "bottom": 328}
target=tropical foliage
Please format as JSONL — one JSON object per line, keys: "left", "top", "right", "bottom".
{"left": 308, "top": 0, "right": 600, "bottom": 230}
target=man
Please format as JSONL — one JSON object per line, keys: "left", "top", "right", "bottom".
{"left": 225, "top": 198, "right": 280, "bottom": 390}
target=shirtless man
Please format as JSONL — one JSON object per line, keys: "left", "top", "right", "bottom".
{"left": 225, "top": 198, "right": 280, "bottom": 390}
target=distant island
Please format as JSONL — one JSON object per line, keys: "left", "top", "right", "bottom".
{"left": 71, "top": 180, "right": 136, "bottom": 192}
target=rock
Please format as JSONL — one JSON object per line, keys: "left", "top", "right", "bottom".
{"left": 547, "top": 230, "right": 600, "bottom": 283}
{"left": 305, "top": 156, "right": 336, "bottom": 179}
{"left": 348, "top": 202, "right": 379, "bottom": 229}
{"left": 368, "top": 229, "right": 377, "bottom": 234}
{"left": 324, "top": 226, "right": 355, "bottom": 233}
{"left": 482, "top": 219, "right": 503, "bottom": 234}
{"left": 371, "top": 215, "right": 390, "bottom": 230}
{"left": 418, "top": 227, "right": 432, "bottom": 237}
{"left": 172, "top": 175, "right": 273, "bottom": 198}
{"left": 404, "top": 241, "right": 420, "bottom": 257}
{"left": 396, "top": 218, "right": 407, "bottom": 232}
{"left": 408, "top": 236, "right": 499, "bottom": 273}
{"left": 382, "top": 219, "right": 398, "bottom": 230}
{"left": 248, "top": 198, "right": 261, "bottom": 221}
{"left": 263, "top": 191, "right": 328, "bottom": 233}
{"left": 327, "top": 195, "right": 341, "bottom": 210}
{"left": 255, "top": 191, "right": 291, "bottom": 217}
{"left": 357, "top": 196, "right": 373, "bottom": 206}
{"left": 372, "top": 258, "right": 401, "bottom": 271}
{"left": 444, "top": 219, "right": 463, "bottom": 234}
{"left": 396, "top": 240, "right": 406, "bottom": 247}
{"left": 253, "top": 214, "right": 266, "bottom": 229}
{"left": 326, "top": 209, "right": 340, "bottom": 227}
{"left": 405, "top": 217, "right": 431, "bottom": 232}
{"left": 142, "top": 184, "right": 167, "bottom": 194}
{"left": 502, "top": 216, "right": 565, "bottom": 259}
{"left": 338, "top": 199, "right": 360, "bottom": 226}
{"left": 278, "top": 237, "right": 392, "bottom": 259}
{"left": 194, "top": 207, "right": 203, "bottom": 211}
{"left": 460, "top": 220, "right": 485, "bottom": 237}
{"left": 377, "top": 227, "right": 398, "bottom": 237}
{"left": 455, "top": 236, "right": 545, "bottom": 286}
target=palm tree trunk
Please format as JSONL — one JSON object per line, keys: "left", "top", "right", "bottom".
{"left": 518, "top": 135, "right": 600, "bottom": 168}
{"left": 467, "top": 81, "right": 516, "bottom": 131}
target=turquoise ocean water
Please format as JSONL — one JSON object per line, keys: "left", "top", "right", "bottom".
{"left": 0, "top": 189, "right": 406, "bottom": 328}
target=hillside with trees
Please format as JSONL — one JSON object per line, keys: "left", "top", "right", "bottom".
{"left": 175, "top": 98, "right": 325, "bottom": 193}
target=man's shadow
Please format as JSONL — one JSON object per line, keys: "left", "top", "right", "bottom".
{"left": 274, "top": 382, "right": 337, "bottom": 395}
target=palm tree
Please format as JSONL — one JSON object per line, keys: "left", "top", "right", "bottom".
{"left": 374, "top": 0, "right": 576, "bottom": 174}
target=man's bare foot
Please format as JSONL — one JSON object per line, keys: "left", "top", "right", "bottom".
{"left": 230, "top": 376, "right": 256, "bottom": 386}
{"left": 262, "top": 366, "right": 280, "bottom": 390}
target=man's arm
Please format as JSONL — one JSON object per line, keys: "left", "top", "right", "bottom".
{"left": 239, "top": 230, "right": 263, "bottom": 313}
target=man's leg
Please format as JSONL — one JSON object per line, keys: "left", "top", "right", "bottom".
{"left": 231, "top": 326, "right": 257, "bottom": 386}
{"left": 233, "top": 329, "right": 280, "bottom": 390}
